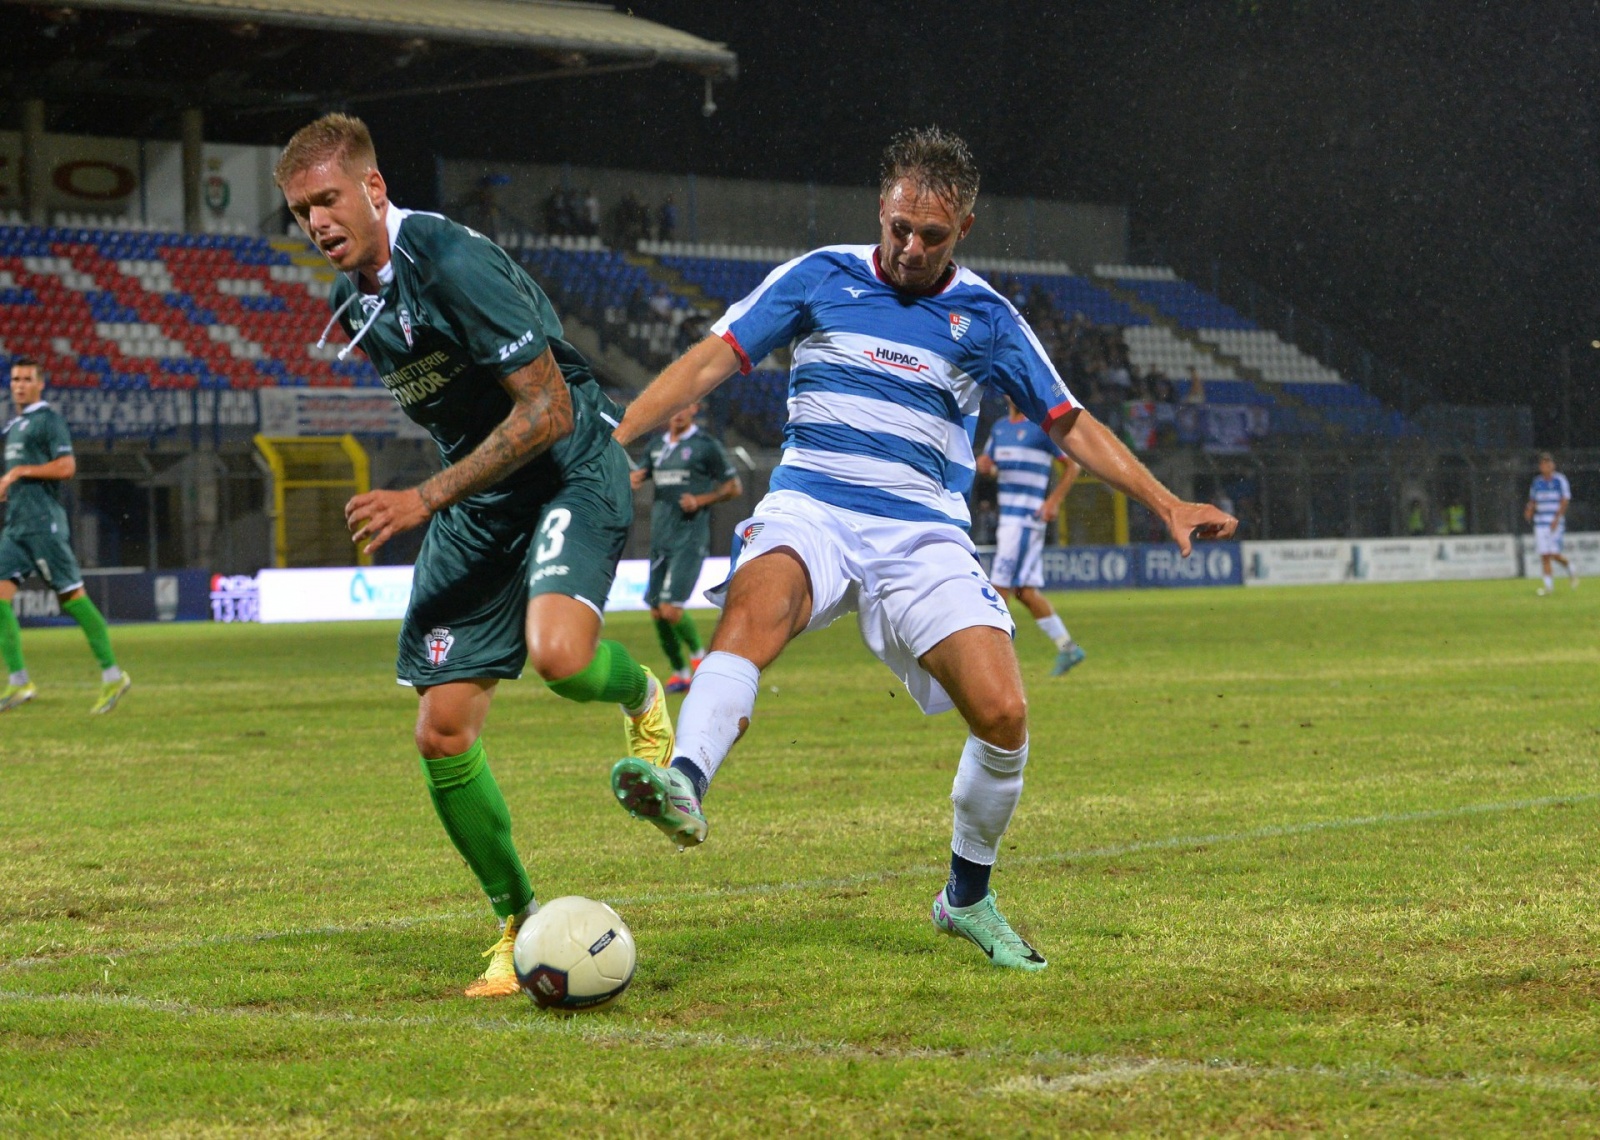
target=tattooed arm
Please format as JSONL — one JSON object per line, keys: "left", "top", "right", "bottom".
{"left": 345, "top": 349, "right": 574, "bottom": 554}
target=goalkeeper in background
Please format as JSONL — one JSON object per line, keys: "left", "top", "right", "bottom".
{"left": 631, "top": 401, "right": 741, "bottom": 691}
{"left": 0, "top": 358, "right": 131, "bottom": 714}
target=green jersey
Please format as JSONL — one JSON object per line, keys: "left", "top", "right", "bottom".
{"left": 643, "top": 425, "right": 737, "bottom": 546}
{"left": 2, "top": 401, "right": 73, "bottom": 535}
{"left": 328, "top": 207, "right": 613, "bottom": 518}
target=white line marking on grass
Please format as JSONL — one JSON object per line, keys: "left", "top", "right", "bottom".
{"left": 4, "top": 792, "right": 1595, "bottom": 973}
{"left": 2, "top": 989, "right": 1596, "bottom": 1098}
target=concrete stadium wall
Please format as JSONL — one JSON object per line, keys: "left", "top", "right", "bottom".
{"left": 440, "top": 159, "right": 1128, "bottom": 268}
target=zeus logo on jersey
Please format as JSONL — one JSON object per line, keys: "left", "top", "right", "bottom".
{"left": 497, "top": 329, "right": 537, "bottom": 362}
{"left": 425, "top": 627, "right": 455, "bottom": 666}
{"left": 949, "top": 312, "right": 971, "bottom": 341}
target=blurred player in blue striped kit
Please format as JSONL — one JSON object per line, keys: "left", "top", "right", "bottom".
{"left": 977, "top": 397, "right": 1085, "bottom": 675}
{"left": 609, "top": 127, "right": 1236, "bottom": 970}
{"left": 1526, "top": 451, "right": 1576, "bottom": 595}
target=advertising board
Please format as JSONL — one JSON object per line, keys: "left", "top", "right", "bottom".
{"left": 1242, "top": 541, "right": 1354, "bottom": 586}
{"left": 253, "top": 558, "right": 734, "bottom": 624}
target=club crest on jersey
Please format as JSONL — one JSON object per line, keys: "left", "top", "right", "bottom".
{"left": 425, "top": 627, "right": 455, "bottom": 667}
{"left": 398, "top": 306, "right": 414, "bottom": 348}
{"left": 949, "top": 311, "right": 972, "bottom": 341}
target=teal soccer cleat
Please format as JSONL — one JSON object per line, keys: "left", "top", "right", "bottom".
{"left": 610, "top": 757, "right": 708, "bottom": 848}
{"left": 1051, "top": 643, "right": 1086, "bottom": 677}
{"left": 931, "top": 887, "right": 1047, "bottom": 970}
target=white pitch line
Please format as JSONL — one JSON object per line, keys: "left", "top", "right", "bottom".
{"left": 1, "top": 988, "right": 1596, "bottom": 1098}
{"left": 3, "top": 791, "right": 1594, "bottom": 973}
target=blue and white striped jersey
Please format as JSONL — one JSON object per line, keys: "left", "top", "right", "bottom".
{"left": 711, "top": 245, "right": 1079, "bottom": 528}
{"left": 1530, "top": 473, "right": 1572, "bottom": 529}
{"left": 983, "top": 415, "right": 1063, "bottom": 528}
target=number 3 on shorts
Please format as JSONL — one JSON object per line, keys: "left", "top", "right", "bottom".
{"left": 535, "top": 507, "right": 572, "bottom": 563}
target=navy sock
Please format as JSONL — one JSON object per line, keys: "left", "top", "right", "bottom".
{"left": 946, "top": 853, "right": 992, "bottom": 908}
{"left": 670, "top": 757, "right": 709, "bottom": 800}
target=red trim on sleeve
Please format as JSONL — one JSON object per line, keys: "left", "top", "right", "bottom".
{"left": 1041, "top": 401, "right": 1081, "bottom": 434}
{"left": 721, "top": 329, "right": 753, "bottom": 375}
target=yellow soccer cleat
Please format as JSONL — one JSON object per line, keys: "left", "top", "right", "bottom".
{"left": 0, "top": 681, "right": 37, "bottom": 713}
{"left": 624, "top": 667, "right": 676, "bottom": 768}
{"left": 90, "top": 672, "right": 132, "bottom": 715}
{"left": 464, "top": 915, "right": 523, "bottom": 999}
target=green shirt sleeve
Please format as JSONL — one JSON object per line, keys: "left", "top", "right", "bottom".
{"left": 700, "top": 437, "right": 736, "bottom": 484}
{"left": 427, "top": 232, "right": 553, "bottom": 377}
{"left": 45, "top": 412, "right": 73, "bottom": 458}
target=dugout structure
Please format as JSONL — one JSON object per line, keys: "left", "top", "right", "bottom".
{"left": 254, "top": 434, "right": 370, "bottom": 568}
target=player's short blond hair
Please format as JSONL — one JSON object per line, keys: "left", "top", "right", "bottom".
{"left": 273, "top": 113, "right": 378, "bottom": 187}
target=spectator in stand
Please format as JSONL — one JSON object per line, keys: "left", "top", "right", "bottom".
{"left": 658, "top": 196, "right": 678, "bottom": 241}
{"left": 648, "top": 290, "right": 674, "bottom": 320}
{"left": 626, "top": 287, "right": 652, "bottom": 325}
{"left": 1183, "top": 366, "right": 1206, "bottom": 404}
{"left": 583, "top": 188, "right": 601, "bottom": 237}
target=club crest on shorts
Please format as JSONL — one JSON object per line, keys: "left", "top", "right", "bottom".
{"left": 949, "top": 311, "right": 971, "bottom": 341}
{"left": 741, "top": 522, "right": 764, "bottom": 542}
{"left": 424, "top": 626, "right": 454, "bottom": 667}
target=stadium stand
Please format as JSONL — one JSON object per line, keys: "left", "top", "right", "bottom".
{"left": 0, "top": 218, "right": 376, "bottom": 390}
{"left": 0, "top": 215, "right": 1416, "bottom": 443}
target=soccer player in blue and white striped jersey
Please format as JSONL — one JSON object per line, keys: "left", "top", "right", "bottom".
{"left": 610, "top": 128, "right": 1236, "bottom": 970}
{"left": 1526, "top": 451, "right": 1576, "bottom": 595}
{"left": 977, "top": 397, "right": 1085, "bottom": 675}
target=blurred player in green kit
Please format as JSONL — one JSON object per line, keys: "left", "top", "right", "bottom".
{"left": 0, "top": 358, "right": 130, "bottom": 714}
{"left": 631, "top": 402, "right": 741, "bottom": 691}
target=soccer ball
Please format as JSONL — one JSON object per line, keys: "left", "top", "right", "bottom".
{"left": 513, "top": 896, "right": 637, "bottom": 1011}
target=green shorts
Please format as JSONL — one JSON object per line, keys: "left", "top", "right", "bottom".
{"left": 0, "top": 525, "right": 83, "bottom": 593}
{"left": 396, "top": 443, "right": 632, "bottom": 687}
{"left": 645, "top": 534, "right": 710, "bottom": 607}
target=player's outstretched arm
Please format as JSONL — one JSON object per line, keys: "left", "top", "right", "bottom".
{"left": 615, "top": 336, "right": 741, "bottom": 446}
{"left": 1053, "top": 410, "right": 1236, "bottom": 556}
{"left": 346, "top": 349, "right": 574, "bottom": 553}
{"left": 0, "top": 454, "right": 75, "bottom": 501}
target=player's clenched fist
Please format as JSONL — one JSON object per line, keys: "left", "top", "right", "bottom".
{"left": 345, "top": 488, "right": 432, "bottom": 554}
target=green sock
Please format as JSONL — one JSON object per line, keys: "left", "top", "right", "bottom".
{"left": 546, "top": 639, "right": 650, "bottom": 709}
{"left": 653, "top": 617, "right": 685, "bottom": 671}
{"left": 0, "top": 600, "right": 24, "bottom": 676}
{"left": 673, "top": 612, "right": 703, "bottom": 655}
{"left": 419, "top": 740, "right": 533, "bottom": 919}
{"left": 61, "top": 596, "right": 116, "bottom": 670}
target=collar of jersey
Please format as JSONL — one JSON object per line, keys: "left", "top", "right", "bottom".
{"left": 345, "top": 205, "right": 413, "bottom": 292}
{"left": 664, "top": 424, "right": 699, "bottom": 446}
{"left": 870, "top": 247, "right": 959, "bottom": 296}
{"left": 20, "top": 401, "right": 48, "bottom": 414}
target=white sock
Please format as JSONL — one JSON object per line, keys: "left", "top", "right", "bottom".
{"left": 675, "top": 650, "right": 761, "bottom": 787}
{"left": 102, "top": 666, "right": 122, "bottom": 684}
{"left": 950, "top": 734, "right": 1029, "bottom": 865}
{"left": 1544, "top": 575, "right": 1554, "bottom": 591}
{"left": 1035, "top": 614, "right": 1072, "bottom": 650}
{"left": 623, "top": 672, "right": 657, "bottom": 718}
{"left": 9, "top": 670, "right": 27, "bottom": 686}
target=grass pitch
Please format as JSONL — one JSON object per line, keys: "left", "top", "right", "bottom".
{"left": 2, "top": 579, "right": 1598, "bottom": 1136}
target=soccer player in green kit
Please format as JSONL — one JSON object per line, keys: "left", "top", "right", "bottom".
{"left": 275, "top": 114, "right": 674, "bottom": 998}
{"left": 0, "top": 358, "right": 130, "bottom": 714}
{"left": 631, "top": 401, "right": 741, "bottom": 691}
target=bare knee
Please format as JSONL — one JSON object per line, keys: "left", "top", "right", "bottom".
{"left": 526, "top": 626, "right": 595, "bottom": 682}
{"left": 525, "top": 596, "right": 602, "bottom": 682}
{"left": 415, "top": 712, "right": 478, "bottom": 759}
{"left": 968, "top": 692, "right": 1028, "bottom": 751}
{"left": 657, "top": 603, "right": 683, "bottom": 624}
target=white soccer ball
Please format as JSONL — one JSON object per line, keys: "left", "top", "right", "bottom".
{"left": 513, "top": 896, "right": 637, "bottom": 1011}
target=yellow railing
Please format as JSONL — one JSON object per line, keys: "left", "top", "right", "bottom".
{"left": 253, "top": 434, "right": 371, "bottom": 568}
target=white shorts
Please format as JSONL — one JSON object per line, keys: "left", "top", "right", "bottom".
{"left": 713, "top": 490, "right": 1014, "bottom": 714}
{"left": 1536, "top": 526, "right": 1566, "bottom": 556}
{"left": 990, "top": 519, "right": 1046, "bottom": 589}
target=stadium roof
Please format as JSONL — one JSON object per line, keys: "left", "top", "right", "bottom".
{"left": 3, "top": 0, "right": 737, "bottom": 77}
